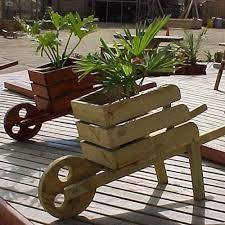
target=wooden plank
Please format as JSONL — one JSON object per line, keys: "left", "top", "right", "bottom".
{"left": 77, "top": 104, "right": 190, "bottom": 149}
{"left": 77, "top": 104, "right": 207, "bottom": 149}
{"left": 106, "top": 180, "right": 225, "bottom": 213}
{"left": 0, "top": 61, "right": 18, "bottom": 70}
{"left": 1, "top": 139, "right": 225, "bottom": 183}
{"left": 1, "top": 67, "right": 225, "bottom": 225}
{"left": 0, "top": 156, "right": 225, "bottom": 224}
{"left": 0, "top": 180, "right": 188, "bottom": 225}
{"left": 0, "top": 148, "right": 224, "bottom": 194}
{"left": 81, "top": 122, "right": 199, "bottom": 169}
{"left": 4, "top": 81, "right": 33, "bottom": 99}
{"left": 72, "top": 85, "right": 181, "bottom": 127}
{"left": 0, "top": 181, "right": 221, "bottom": 225}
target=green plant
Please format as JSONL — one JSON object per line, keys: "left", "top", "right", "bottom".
{"left": 175, "top": 29, "right": 207, "bottom": 64}
{"left": 204, "top": 50, "right": 213, "bottom": 62}
{"left": 20, "top": 12, "right": 97, "bottom": 69}
{"left": 77, "top": 16, "right": 181, "bottom": 98}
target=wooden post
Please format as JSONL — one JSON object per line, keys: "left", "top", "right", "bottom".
{"left": 189, "top": 140, "right": 205, "bottom": 201}
{"left": 214, "top": 50, "right": 225, "bottom": 90}
{"left": 154, "top": 161, "right": 168, "bottom": 184}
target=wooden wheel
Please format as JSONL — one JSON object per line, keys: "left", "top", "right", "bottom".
{"left": 38, "top": 155, "right": 100, "bottom": 219}
{"left": 4, "top": 103, "right": 42, "bottom": 141}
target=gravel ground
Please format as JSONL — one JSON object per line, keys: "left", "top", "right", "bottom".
{"left": 0, "top": 24, "right": 225, "bottom": 74}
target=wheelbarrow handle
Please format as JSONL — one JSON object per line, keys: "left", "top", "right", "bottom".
{"left": 189, "top": 104, "right": 207, "bottom": 120}
{"left": 200, "top": 126, "right": 225, "bottom": 144}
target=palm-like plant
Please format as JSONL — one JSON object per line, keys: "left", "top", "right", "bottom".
{"left": 77, "top": 16, "right": 181, "bottom": 98}
{"left": 175, "top": 29, "right": 207, "bottom": 64}
{"left": 20, "top": 12, "right": 97, "bottom": 69}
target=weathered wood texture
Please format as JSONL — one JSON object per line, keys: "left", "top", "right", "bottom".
{"left": 80, "top": 122, "right": 200, "bottom": 169}
{"left": 29, "top": 65, "right": 97, "bottom": 112}
{"left": 4, "top": 81, "right": 33, "bottom": 99}
{"left": 0, "top": 65, "right": 225, "bottom": 224}
{"left": 72, "top": 85, "right": 181, "bottom": 127}
{"left": 76, "top": 104, "right": 206, "bottom": 149}
{"left": 0, "top": 198, "right": 34, "bottom": 225}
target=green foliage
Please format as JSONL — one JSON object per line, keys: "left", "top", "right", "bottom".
{"left": 175, "top": 29, "right": 207, "bottom": 64}
{"left": 118, "top": 17, "right": 170, "bottom": 57}
{"left": 20, "top": 12, "right": 97, "bottom": 69}
{"left": 77, "top": 16, "right": 181, "bottom": 98}
{"left": 204, "top": 50, "right": 213, "bottom": 62}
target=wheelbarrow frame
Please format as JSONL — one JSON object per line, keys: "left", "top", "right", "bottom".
{"left": 37, "top": 83, "right": 225, "bottom": 219}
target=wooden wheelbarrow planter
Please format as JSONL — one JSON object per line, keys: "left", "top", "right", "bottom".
{"left": 3, "top": 58, "right": 100, "bottom": 141}
{"left": 38, "top": 84, "right": 225, "bottom": 219}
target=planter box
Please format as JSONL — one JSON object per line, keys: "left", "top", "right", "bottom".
{"left": 28, "top": 59, "right": 97, "bottom": 112}
{"left": 71, "top": 85, "right": 192, "bottom": 169}
{"left": 175, "top": 63, "right": 207, "bottom": 75}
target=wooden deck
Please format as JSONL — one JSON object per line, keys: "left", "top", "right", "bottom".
{"left": 0, "top": 66, "right": 225, "bottom": 225}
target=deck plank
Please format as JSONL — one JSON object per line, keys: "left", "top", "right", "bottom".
{"left": 0, "top": 67, "right": 225, "bottom": 224}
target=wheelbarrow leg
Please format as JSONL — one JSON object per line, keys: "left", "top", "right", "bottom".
{"left": 154, "top": 161, "right": 168, "bottom": 184}
{"left": 189, "top": 140, "right": 205, "bottom": 201}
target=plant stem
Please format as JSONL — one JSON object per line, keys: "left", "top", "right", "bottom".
{"left": 138, "top": 72, "right": 146, "bottom": 92}
{"left": 43, "top": 49, "right": 54, "bottom": 65}
{"left": 62, "top": 31, "right": 73, "bottom": 60}
{"left": 47, "top": 46, "right": 58, "bottom": 65}
{"left": 56, "top": 29, "right": 60, "bottom": 67}
{"left": 63, "top": 39, "right": 82, "bottom": 67}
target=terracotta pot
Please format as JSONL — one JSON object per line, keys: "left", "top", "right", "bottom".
{"left": 175, "top": 63, "right": 207, "bottom": 75}
{"left": 28, "top": 58, "right": 97, "bottom": 112}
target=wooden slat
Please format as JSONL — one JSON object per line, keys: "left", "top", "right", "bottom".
{"left": 81, "top": 122, "right": 198, "bottom": 169}
{"left": 72, "top": 85, "right": 181, "bottom": 127}
{"left": 77, "top": 104, "right": 191, "bottom": 149}
{"left": 4, "top": 81, "right": 33, "bottom": 98}
{"left": 0, "top": 61, "right": 18, "bottom": 70}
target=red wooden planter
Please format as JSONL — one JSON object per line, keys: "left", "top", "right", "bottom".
{"left": 175, "top": 63, "right": 207, "bottom": 75}
{"left": 28, "top": 59, "right": 97, "bottom": 112}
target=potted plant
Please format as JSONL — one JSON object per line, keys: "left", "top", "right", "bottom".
{"left": 20, "top": 12, "right": 97, "bottom": 112}
{"left": 174, "top": 29, "right": 207, "bottom": 75}
{"left": 71, "top": 17, "right": 181, "bottom": 169}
